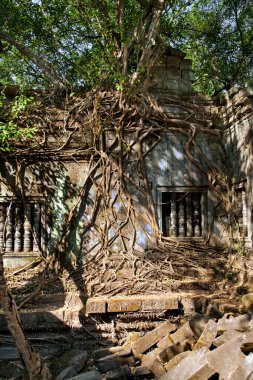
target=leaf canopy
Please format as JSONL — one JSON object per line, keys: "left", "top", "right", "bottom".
{"left": 0, "top": 0, "right": 252, "bottom": 95}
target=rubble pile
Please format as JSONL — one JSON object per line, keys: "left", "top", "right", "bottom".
{"left": 52, "top": 312, "right": 253, "bottom": 380}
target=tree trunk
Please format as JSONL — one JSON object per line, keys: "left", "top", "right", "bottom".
{"left": 0, "top": 254, "right": 51, "bottom": 379}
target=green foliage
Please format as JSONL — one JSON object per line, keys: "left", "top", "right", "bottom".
{"left": 0, "top": 0, "right": 252, "bottom": 95}
{"left": 0, "top": 92, "right": 36, "bottom": 151}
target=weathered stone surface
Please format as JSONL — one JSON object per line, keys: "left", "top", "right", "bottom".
{"left": 134, "top": 366, "right": 151, "bottom": 376}
{"left": 105, "top": 365, "right": 131, "bottom": 380}
{"left": 107, "top": 298, "right": 141, "bottom": 312}
{"left": 156, "top": 341, "right": 188, "bottom": 363}
{"left": 193, "top": 319, "right": 217, "bottom": 351}
{"left": 55, "top": 351, "right": 89, "bottom": 380}
{"left": 96, "top": 354, "right": 135, "bottom": 373}
{"left": 228, "top": 352, "right": 253, "bottom": 380}
{"left": 189, "top": 314, "right": 212, "bottom": 337}
{"left": 217, "top": 313, "right": 252, "bottom": 333}
{"left": 180, "top": 298, "right": 196, "bottom": 315}
{"left": 164, "top": 351, "right": 192, "bottom": 372}
{"left": 132, "top": 320, "right": 176, "bottom": 358}
{"left": 85, "top": 298, "right": 107, "bottom": 314}
{"left": 141, "top": 351, "right": 166, "bottom": 378}
{"left": 141, "top": 296, "right": 178, "bottom": 311}
{"left": 170, "top": 321, "right": 196, "bottom": 345}
{"left": 92, "top": 346, "right": 132, "bottom": 361}
{"left": 205, "top": 303, "right": 223, "bottom": 319}
{"left": 66, "top": 370, "right": 102, "bottom": 380}
{"left": 207, "top": 336, "right": 245, "bottom": 379}
{"left": 242, "top": 293, "right": 253, "bottom": 311}
{"left": 160, "top": 348, "right": 214, "bottom": 380}
{"left": 156, "top": 334, "right": 174, "bottom": 351}
{"left": 213, "top": 329, "right": 242, "bottom": 347}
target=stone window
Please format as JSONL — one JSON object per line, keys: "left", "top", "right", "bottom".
{"left": 0, "top": 200, "right": 45, "bottom": 254}
{"left": 157, "top": 188, "right": 206, "bottom": 238}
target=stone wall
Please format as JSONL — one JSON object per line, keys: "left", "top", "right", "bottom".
{"left": 220, "top": 88, "right": 253, "bottom": 249}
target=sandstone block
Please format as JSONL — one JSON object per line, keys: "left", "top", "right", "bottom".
{"left": 189, "top": 314, "right": 212, "bottom": 337}
{"left": 170, "top": 321, "right": 196, "bottom": 346}
{"left": 132, "top": 320, "right": 176, "bottom": 358}
{"left": 85, "top": 299, "right": 106, "bottom": 314}
{"left": 193, "top": 319, "right": 217, "bottom": 351}
{"left": 207, "top": 336, "right": 245, "bottom": 379}
{"left": 217, "top": 313, "right": 252, "bottom": 333}
{"left": 242, "top": 294, "right": 253, "bottom": 311}
{"left": 141, "top": 351, "right": 166, "bottom": 378}
{"left": 156, "top": 334, "right": 174, "bottom": 351}
{"left": 228, "top": 352, "right": 253, "bottom": 380}
{"left": 161, "top": 348, "right": 214, "bottom": 380}
{"left": 66, "top": 370, "right": 102, "bottom": 380}
{"left": 141, "top": 296, "right": 178, "bottom": 311}
{"left": 164, "top": 351, "right": 192, "bottom": 372}
{"left": 107, "top": 298, "right": 140, "bottom": 313}
{"left": 105, "top": 365, "right": 131, "bottom": 380}
{"left": 96, "top": 354, "right": 135, "bottom": 373}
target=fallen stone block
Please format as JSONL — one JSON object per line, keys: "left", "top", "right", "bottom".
{"left": 242, "top": 293, "right": 253, "bottom": 311}
{"left": 92, "top": 346, "right": 132, "bottom": 361}
{"left": 228, "top": 352, "right": 253, "bottom": 380}
{"left": 205, "top": 303, "right": 223, "bottom": 319}
{"left": 241, "top": 329, "right": 253, "bottom": 352}
{"left": 141, "top": 351, "right": 166, "bottom": 378}
{"left": 155, "top": 341, "right": 188, "bottom": 363}
{"left": 85, "top": 298, "right": 107, "bottom": 314}
{"left": 207, "top": 336, "right": 245, "bottom": 379}
{"left": 66, "top": 370, "right": 102, "bottom": 380}
{"left": 156, "top": 334, "right": 174, "bottom": 351}
{"left": 105, "top": 365, "right": 131, "bottom": 380}
{"left": 140, "top": 296, "right": 178, "bottom": 311}
{"left": 134, "top": 366, "right": 151, "bottom": 376}
{"left": 189, "top": 313, "right": 212, "bottom": 338}
{"left": 107, "top": 298, "right": 141, "bottom": 313}
{"left": 170, "top": 321, "right": 196, "bottom": 346}
{"left": 213, "top": 329, "right": 242, "bottom": 347}
{"left": 132, "top": 320, "right": 176, "bottom": 358}
{"left": 55, "top": 351, "right": 89, "bottom": 380}
{"left": 160, "top": 347, "right": 214, "bottom": 380}
{"left": 96, "top": 354, "right": 135, "bottom": 373}
{"left": 164, "top": 351, "right": 192, "bottom": 372}
{"left": 193, "top": 319, "right": 217, "bottom": 351}
{"left": 217, "top": 313, "right": 252, "bottom": 333}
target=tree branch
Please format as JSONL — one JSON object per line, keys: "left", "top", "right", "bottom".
{"left": 0, "top": 32, "right": 70, "bottom": 90}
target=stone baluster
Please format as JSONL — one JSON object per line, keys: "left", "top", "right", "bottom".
{"left": 0, "top": 204, "right": 6, "bottom": 251}
{"left": 6, "top": 204, "right": 13, "bottom": 252}
{"left": 14, "top": 204, "right": 22, "bottom": 252}
{"left": 178, "top": 199, "right": 185, "bottom": 237}
{"left": 186, "top": 194, "right": 193, "bottom": 237}
{"left": 193, "top": 194, "right": 201, "bottom": 237}
{"left": 33, "top": 203, "right": 41, "bottom": 252}
{"left": 24, "top": 203, "right": 32, "bottom": 252}
{"left": 170, "top": 194, "right": 177, "bottom": 236}
{"left": 242, "top": 190, "right": 247, "bottom": 225}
